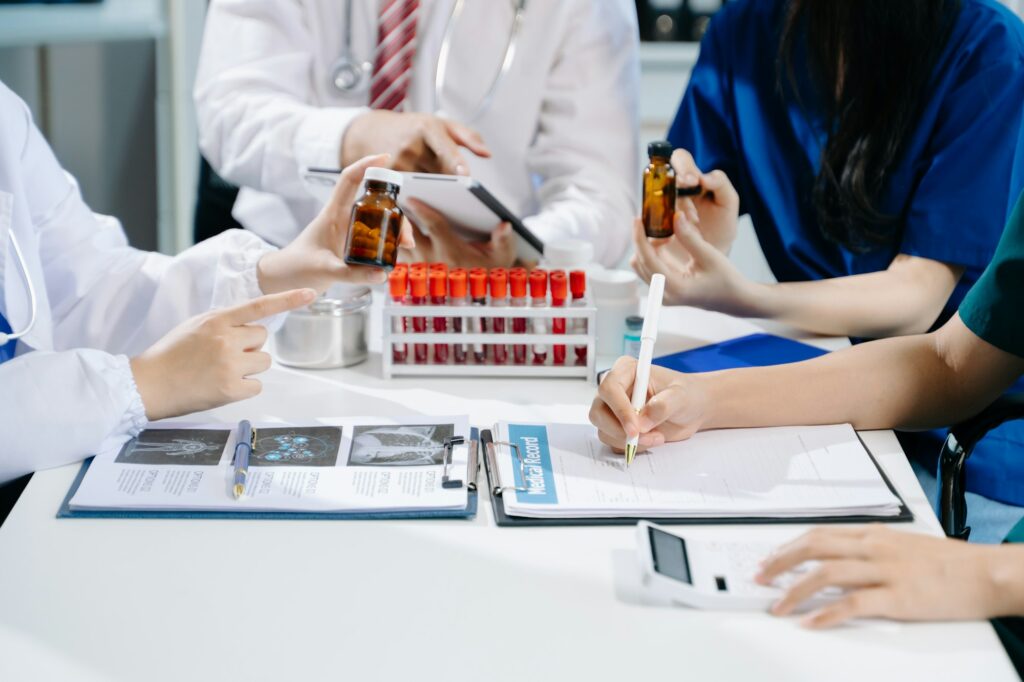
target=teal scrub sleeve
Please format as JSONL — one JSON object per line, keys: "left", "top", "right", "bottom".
{"left": 959, "top": 191, "right": 1024, "bottom": 359}
{"left": 899, "top": 57, "right": 1024, "bottom": 271}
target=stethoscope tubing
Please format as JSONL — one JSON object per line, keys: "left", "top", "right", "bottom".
{"left": 0, "top": 231, "right": 38, "bottom": 345}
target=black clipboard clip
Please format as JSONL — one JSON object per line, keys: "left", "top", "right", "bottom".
{"left": 442, "top": 434, "right": 479, "bottom": 490}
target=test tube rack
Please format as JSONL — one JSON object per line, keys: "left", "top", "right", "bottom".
{"left": 381, "top": 300, "right": 598, "bottom": 381}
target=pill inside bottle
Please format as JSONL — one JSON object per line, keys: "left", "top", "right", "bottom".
{"left": 344, "top": 167, "right": 405, "bottom": 270}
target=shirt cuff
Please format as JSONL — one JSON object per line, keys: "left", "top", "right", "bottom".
{"left": 293, "top": 105, "right": 370, "bottom": 174}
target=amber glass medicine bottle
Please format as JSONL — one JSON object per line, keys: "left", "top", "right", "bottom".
{"left": 344, "top": 167, "right": 405, "bottom": 270}
{"left": 642, "top": 140, "right": 676, "bottom": 239}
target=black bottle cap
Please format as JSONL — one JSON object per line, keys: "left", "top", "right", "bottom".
{"left": 648, "top": 140, "right": 673, "bottom": 159}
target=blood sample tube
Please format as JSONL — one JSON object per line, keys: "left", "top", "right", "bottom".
{"left": 388, "top": 266, "right": 408, "bottom": 364}
{"left": 449, "top": 268, "right": 468, "bottom": 364}
{"left": 509, "top": 268, "right": 528, "bottom": 365}
{"left": 409, "top": 269, "right": 428, "bottom": 364}
{"left": 550, "top": 271, "right": 567, "bottom": 366}
{"left": 489, "top": 268, "right": 509, "bottom": 365}
{"left": 430, "top": 269, "right": 449, "bottom": 364}
{"left": 570, "top": 270, "right": 588, "bottom": 366}
{"left": 469, "top": 268, "right": 489, "bottom": 364}
{"left": 529, "top": 269, "right": 548, "bottom": 365}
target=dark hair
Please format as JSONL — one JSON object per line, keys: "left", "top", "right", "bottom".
{"left": 779, "top": 0, "right": 961, "bottom": 252}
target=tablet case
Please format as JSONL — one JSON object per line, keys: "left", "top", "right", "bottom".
{"left": 480, "top": 429, "right": 913, "bottom": 527}
{"left": 57, "top": 429, "right": 480, "bottom": 521}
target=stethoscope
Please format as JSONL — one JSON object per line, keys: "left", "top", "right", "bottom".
{"left": 0, "top": 231, "right": 38, "bottom": 346}
{"left": 329, "top": 0, "right": 528, "bottom": 122}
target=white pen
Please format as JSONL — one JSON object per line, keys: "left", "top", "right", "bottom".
{"left": 625, "top": 273, "right": 665, "bottom": 466}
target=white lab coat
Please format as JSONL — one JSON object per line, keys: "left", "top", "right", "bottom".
{"left": 0, "top": 83, "right": 276, "bottom": 486}
{"left": 195, "top": 0, "right": 640, "bottom": 266}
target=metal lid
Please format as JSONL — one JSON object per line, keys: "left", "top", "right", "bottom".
{"left": 307, "top": 289, "right": 372, "bottom": 315}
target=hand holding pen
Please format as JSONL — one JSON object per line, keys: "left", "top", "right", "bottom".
{"left": 588, "top": 273, "right": 714, "bottom": 459}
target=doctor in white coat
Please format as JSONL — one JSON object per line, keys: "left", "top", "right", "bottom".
{"left": 195, "top": 0, "right": 640, "bottom": 267}
{"left": 0, "top": 82, "right": 395, "bottom": 486}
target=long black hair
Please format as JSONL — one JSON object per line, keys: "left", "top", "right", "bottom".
{"left": 779, "top": 0, "right": 961, "bottom": 252}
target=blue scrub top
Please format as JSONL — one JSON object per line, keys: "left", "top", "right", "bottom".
{"left": 668, "top": 0, "right": 1024, "bottom": 327}
{"left": 668, "top": 0, "right": 1024, "bottom": 507}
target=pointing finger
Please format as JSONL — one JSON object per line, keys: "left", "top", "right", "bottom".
{"left": 220, "top": 289, "right": 316, "bottom": 326}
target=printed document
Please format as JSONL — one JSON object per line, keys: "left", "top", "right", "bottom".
{"left": 69, "top": 417, "right": 470, "bottom": 513}
{"left": 493, "top": 423, "right": 903, "bottom": 519}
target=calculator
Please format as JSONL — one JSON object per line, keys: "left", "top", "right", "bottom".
{"left": 635, "top": 521, "right": 842, "bottom": 611}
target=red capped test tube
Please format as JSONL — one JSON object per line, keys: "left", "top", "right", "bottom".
{"left": 570, "top": 270, "right": 588, "bottom": 366}
{"left": 489, "top": 268, "right": 509, "bottom": 365}
{"left": 430, "top": 269, "right": 449, "bottom": 364}
{"left": 449, "top": 269, "right": 468, "bottom": 364}
{"left": 469, "top": 268, "right": 489, "bottom": 364}
{"left": 550, "top": 271, "right": 567, "bottom": 366}
{"left": 409, "top": 268, "right": 428, "bottom": 364}
{"left": 509, "top": 268, "right": 528, "bottom": 365}
{"left": 529, "top": 269, "right": 548, "bottom": 365}
{"left": 388, "top": 265, "right": 408, "bottom": 364}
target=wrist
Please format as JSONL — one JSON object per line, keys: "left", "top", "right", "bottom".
{"left": 129, "top": 356, "right": 165, "bottom": 422}
{"left": 728, "top": 278, "right": 773, "bottom": 319}
{"left": 984, "top": 545, "right": 1024, "bottom": 617}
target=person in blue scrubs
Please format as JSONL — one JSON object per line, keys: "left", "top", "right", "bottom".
{"left": 629, "top": 0, "right": 1024, "bottom": 540}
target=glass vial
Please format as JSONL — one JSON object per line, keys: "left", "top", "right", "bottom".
{"left": 344, "top": 167, "right": 404, "bottom": 269}
{"left": 642, "top": 140, "right": 676, "bottom": 239}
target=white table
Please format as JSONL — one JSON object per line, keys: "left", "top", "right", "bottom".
{"left": 0, "top": 307, "right": 1015, "bottom": 681}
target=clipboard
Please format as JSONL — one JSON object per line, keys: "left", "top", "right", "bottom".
{"left": 480, "top": 429, "right": 913, "bottom": 527}
{"left": 58, "top": 429, "right": 481, "bottom": 521}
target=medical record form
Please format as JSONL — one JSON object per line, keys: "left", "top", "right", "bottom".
{"left": 491, "top": 423, "right": 905, "bottom": 520}
{"left": 68, "top": 416, "right": 471, "bottom": 515}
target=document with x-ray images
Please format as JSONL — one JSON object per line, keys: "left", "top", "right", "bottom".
{"left": 68, "top": 416, "right": 471, "bottom": 513}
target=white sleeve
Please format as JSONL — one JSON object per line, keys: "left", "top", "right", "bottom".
{"left": 0, "top": 350, "right": 146, "bottom": 485}
{"left": 523, "top": 0, "right": 640, "bottom": 267}
{"left": 194, "top": 0, "right": 367, "bottom": 198}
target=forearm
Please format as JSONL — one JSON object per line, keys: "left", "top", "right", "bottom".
{"left": 736, "top": 258, "right": 962, "bottom": 338}
{"left": 697, "top": 332, "right": 991, "bottom": 432}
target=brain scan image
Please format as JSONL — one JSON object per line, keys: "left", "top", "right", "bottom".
{"left": 251, "top": 427, "right": 343, "bottom": 467}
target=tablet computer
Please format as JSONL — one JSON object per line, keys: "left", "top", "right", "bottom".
{"left": 302, "top": 168, "right": 545, "bottom": 260}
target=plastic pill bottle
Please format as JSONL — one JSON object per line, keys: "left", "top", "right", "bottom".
{"left": 642, "top": 140, "right": 676, "bottom": 239}
{"left": 344, "top": 167, "right": 404, "bottom": 270}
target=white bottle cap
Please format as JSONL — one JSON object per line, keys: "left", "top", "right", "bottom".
{"left": 363, "top": 167, "right": 404, "bottom": 188}
{"left": 543, "top": 239, "right": 595, "bottom": 268}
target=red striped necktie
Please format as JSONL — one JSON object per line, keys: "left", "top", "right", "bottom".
{"left": 369, "top": 0, "right": 422, "bottom": 111}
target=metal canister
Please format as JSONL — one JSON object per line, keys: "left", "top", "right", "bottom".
{"left": 273, "top": 289, "right": 371, "bottom": 369}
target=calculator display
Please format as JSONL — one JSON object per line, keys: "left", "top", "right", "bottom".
{"left": 648, "top": 527, "right": 692, "bottom": 585}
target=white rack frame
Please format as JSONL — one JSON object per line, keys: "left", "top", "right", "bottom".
{"left": 381, "top": 302, "right": 597, "bottom": 381}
